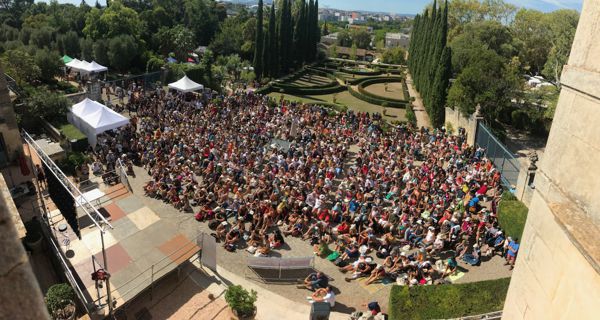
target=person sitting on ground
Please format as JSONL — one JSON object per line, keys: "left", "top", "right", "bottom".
{"left": 224, "top": 227, "right": 241, "bottom": 247}
{"left": 298, "top": 272, "right": 328, "bottom": 291}
{"left": 269, "top": 230, "right": 285, "bottom": 249}
{"left": 462, "top": 243, "right": 481, "bottom": 266}
{"left": 505, "top": 237, "right": 519, "bottom": 270}
{"left": 365, "top": 264, "right": 386, "bottom": 285}
{"left": 345, "top": 260, "right": 373, "bottom": 282}
{"left": 442, "top": 255, "right": 458, "bottom": 278}
{"left": 216, "top": 221, "right": 229, "bottom": 241}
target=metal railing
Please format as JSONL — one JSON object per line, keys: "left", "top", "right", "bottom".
{"left": 23, "top": 130, "right": 113, "bottom": 231}
{"left": 475, "top": 122, "right": 521, "bottom": 187}
{"left": 116, "top": 158, "right": 133, "bottom": 194}
{"left": 4, "top": 73, "right": 21, "bottom": 96}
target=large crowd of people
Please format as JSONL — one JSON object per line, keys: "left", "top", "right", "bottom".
{"left": 86, "top": 89, "right": 519, "bottom": 300}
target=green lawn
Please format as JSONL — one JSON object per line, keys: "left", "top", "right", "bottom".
{"left": 267, "top": 91, "right": 407, "bottom": 121}
{"left": 388, "top": 278, "right": 511, "bottom": 320}
{"left": 497, "top": 194, "right": 529, "bottom": 240}
{"left": 59, "top": 123, "right": 86, "bottom": 140}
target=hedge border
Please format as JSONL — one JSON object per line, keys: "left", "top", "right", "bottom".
{"left": 348, "top": 86, "right": 407, "bottom": 108}
{"left": 357, "top": 77, "right": 408, "bottom": 104}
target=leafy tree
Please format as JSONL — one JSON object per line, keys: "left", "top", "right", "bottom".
{"left": 511, "top": 9, "right": 551, "bottom": 75}
{"left": 183, "top": 0, "right": 219, "bottom": 46}
{"left": 381, "top": 46, "right": 406, "bottom": 65}
{"left": 446, "top": 0, "right": 516, "bottom": 40}
{"left": 79, "top": 37, "right": 94, "bottom": 60}
{"left": 156, "top": 25, "right": 194, "bottom": 61}
{"left": 352, "top": 29, "right": 371, "bottom": 49}
{"left": 108, "top": 34, "right": 138, "bottom": 71}
{"left": 83, "top": 1, "right": 142, "bottom": 40}
{"left": 253, "top": 0, "right": 264, "bottom": 78}
{"left": 337, "top": 30, "right": 352, "bottom": 47}
{"left": 22, "top": 86, "right": 70, "bottom": 123}
{"left": 263, "top": 2, "right": 277, "bottom": 77}
{"left": 1, "top": 48, "right": 40, "bottom": 85}
{"left": 92, "top": 39, "right": 109, "bottom": 65}
{"left": 29, "top": 25, "right": 54, "bottom": 48}
{"left": 542, "top": 9, "right": 579, "bottom": 85}
{"left": 429, "top": 47, "right": 452, "bottom": 127}
{"left": 350, "top": 43, "right": 357, "bottom": 61}
{"left": 56, "top": 31, "right": 80, "bottom": 56}
{"left": 209, "top": 17, "right": 245, "bottom": 57}
{"left": 34, "top": 48, "right": 62, "bottom": 83}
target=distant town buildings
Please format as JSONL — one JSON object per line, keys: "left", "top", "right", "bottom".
{"left": 385, "top": 33, "right": 411, "bottom": 49}
{"left": 317, "top": 8, "right": 412, "bottom": 24}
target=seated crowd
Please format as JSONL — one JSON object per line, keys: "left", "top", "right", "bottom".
{"left": 88, "top": 89, "right": 519, "bottom": 292}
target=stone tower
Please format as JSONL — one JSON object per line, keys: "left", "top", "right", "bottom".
{"left": 503, "top": 1, "right": 600, "bottom": 318}
{"left": 0, "top": 63, "right": 22, "bottom": 167}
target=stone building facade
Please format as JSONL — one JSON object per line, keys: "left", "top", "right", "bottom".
{"left": 503, "top": 0, "right": 600, "bottom": 318}
{"left": 0, "top": 64, "right": 22, "bottom": 168}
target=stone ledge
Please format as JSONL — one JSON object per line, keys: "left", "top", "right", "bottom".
{"left": 548, "top": 201, "right": 600, "bottom": 276}
{"left": 561, "top": 65, "right": 600, "bottom": 102}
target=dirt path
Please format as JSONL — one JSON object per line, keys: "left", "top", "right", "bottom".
{"left": 405, "top": 73, "right": 432, "bottom": 128}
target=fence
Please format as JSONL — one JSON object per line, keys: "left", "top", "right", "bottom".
{"left": 475, "top": 122, "right": 521, "bottom": 187}
{"left": 116, "top": 159, "right": 133, "bottom": 194}
{"left": 4, "top": 73, "right": 21, "bottom": 96}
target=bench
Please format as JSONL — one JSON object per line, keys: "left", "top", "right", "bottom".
{"left": 246, "top": 256, "right": 315, "bottom": 282}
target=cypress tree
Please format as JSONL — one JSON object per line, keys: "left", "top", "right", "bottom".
{"left": 430, "top": 46, "right": 452, "bottom": 127}
{"left": 306, "top": 0, "right": 314, "bottom": 62}
{"left": 263, "top": 2, "right": 277, "bottom": 77}
{"left": 278, "top": 0, "right": 290, "bottom": 74}
{"left": 294, "top": 0, "right": 306, "bottom": 66}
{"left": 312, "top": 0, "right": 319, "bottom": 60}
{"left": 254, "top": 0, "right": 264, "bottom": 79}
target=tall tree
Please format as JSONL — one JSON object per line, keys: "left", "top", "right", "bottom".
{"left": 264, "top": 2, "right": 277, "bottom": 77}
{"left": 429, "top": 47, "right": 452, "bottom": 127}
{"left": 253, "top": 0, "right": 264, "bottom": 78}
{"left": 293, "top": 0, "right": 306, "bottom": 66}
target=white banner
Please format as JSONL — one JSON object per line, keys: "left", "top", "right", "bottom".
{"left": 200, "top": 233, "right": 217, "bottom": 272}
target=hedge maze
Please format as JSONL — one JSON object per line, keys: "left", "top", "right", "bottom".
{"left": 258, "top": 59, "right": 410, "bottom": 109}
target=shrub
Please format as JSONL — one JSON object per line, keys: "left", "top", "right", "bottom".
{"left": 225, "top": 285, "right": 257, "bottom": 317}
{"left": 511, "top": 110, "right": 530, "bottom": 130}
{"left": 46, "top": 283, "right": 76, "bottom": 319}
{"left": 348, "top": 86, "right": 407, "bottom": 108}
{"left": 406, "top": 104, "right": 417, "bottom": 125}
{"left": 388, "top": 278, "right": 511, "bottom": 320}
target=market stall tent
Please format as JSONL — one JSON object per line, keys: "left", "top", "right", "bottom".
{"left": 68, "top": 98, "right": 129, "bottom": 147}
{"left": 168, "top": 75, "right": 204, "bottom": 93}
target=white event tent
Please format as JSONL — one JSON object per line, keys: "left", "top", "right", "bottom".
{"left": 65, "top": 59, "right": 108, "bottom": 74}
{"left": 168, "top": 75, "right": 204, "bottom": 93}
{"left": 68, "top": 98, "right": 129, "bottom": 147}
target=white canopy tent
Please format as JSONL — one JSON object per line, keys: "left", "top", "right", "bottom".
{"left": 65, "top": 59, "right": 108, "bottom": 73}
{"left": 68, "top": 98, "right": 129, "bottom": 147}
{"left": 168, "top": 75, "right": 204, "bottom": 93}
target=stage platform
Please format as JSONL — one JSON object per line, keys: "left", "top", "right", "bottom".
{"left": 47, "top": 181, "right": 201, "bottom": 316}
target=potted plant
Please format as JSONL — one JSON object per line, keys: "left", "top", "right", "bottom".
{"left": 24, "top": 217, "right": 43, "bottom": 252}
{"left": 225, "top": 285, "right": 257, "bottom": 319}
{"left": 45, "top": 283, "right": 76, "bottom": 320}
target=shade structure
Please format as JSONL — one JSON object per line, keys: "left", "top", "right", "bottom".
{"left": 62, "top": 55, "right": 73, "bottom": 64}
{"left": 65, "top": 59, "right": 108, "bottom": 73}
{"left": 68, "top": 98, "right": 129, "bottom": 147}
{"left": 168, "top": 75, "right": 204, "bottom": 93}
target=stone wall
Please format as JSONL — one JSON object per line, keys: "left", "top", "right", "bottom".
{"left": 0, "top": 174, "right": 49, "bottom": 319}
{"left": 503, "top": 0, "right": 600, "bottom": 318}
{"left": 444, "top": 107, "right": 478, "bottom": 146}
{"left": 0, "top": 64, "right": 23, "bottom": 165}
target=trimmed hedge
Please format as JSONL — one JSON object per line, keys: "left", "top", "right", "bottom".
{"left": 348, "top": 86, "right": 407, "bottom": 108}
{"left": 406, "top": 104, "right": 417, "bottom": 125}
{"left": 273, "top": 83, "right": 347, "bottom": 95}
{"left": 357, "top": 77, "right": 408, "bottom": 104}
{"left": 339, "top": 67, "right": 382, "bottom": 76}
{"left": 388, "top": 278, "right": 511, "bottom": 320}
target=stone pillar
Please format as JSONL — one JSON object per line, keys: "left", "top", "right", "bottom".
{"left": 514, "top": 151, "right": 538, "bottom": 204}
{"left": 503, "top": 1, "right": 600, "bottom": 318}
{"left": 0, "top": 63, "right": 23, "bottom": 166}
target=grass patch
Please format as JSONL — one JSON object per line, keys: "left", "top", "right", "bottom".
{"left": 389, "top": 278, "right": 511, "bottom": 320}
{"left": 497, "top": 193, "right": 528, "bottom": 240}
{"left": 59, "top": 123, "right": 86, "bottom": 140}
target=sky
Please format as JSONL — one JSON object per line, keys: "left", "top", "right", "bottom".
{"left": 38, "top": 0, "right": 584, "bottom": 14}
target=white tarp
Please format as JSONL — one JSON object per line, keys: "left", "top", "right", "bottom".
{"left": 87, "top": 61, "right": 108, "bottom": 73}
{"left": 168, "top": 75, "right": 204, "bottom": 93}
{"left": 65, "top": 59, "right": 108, "bottom": 73}
{"left": 68, "top": 98, "right": 129, "bottom": 146}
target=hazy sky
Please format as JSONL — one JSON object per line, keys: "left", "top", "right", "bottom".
{"left": 38, "top": 0, "right": 584, "bottom": 14}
